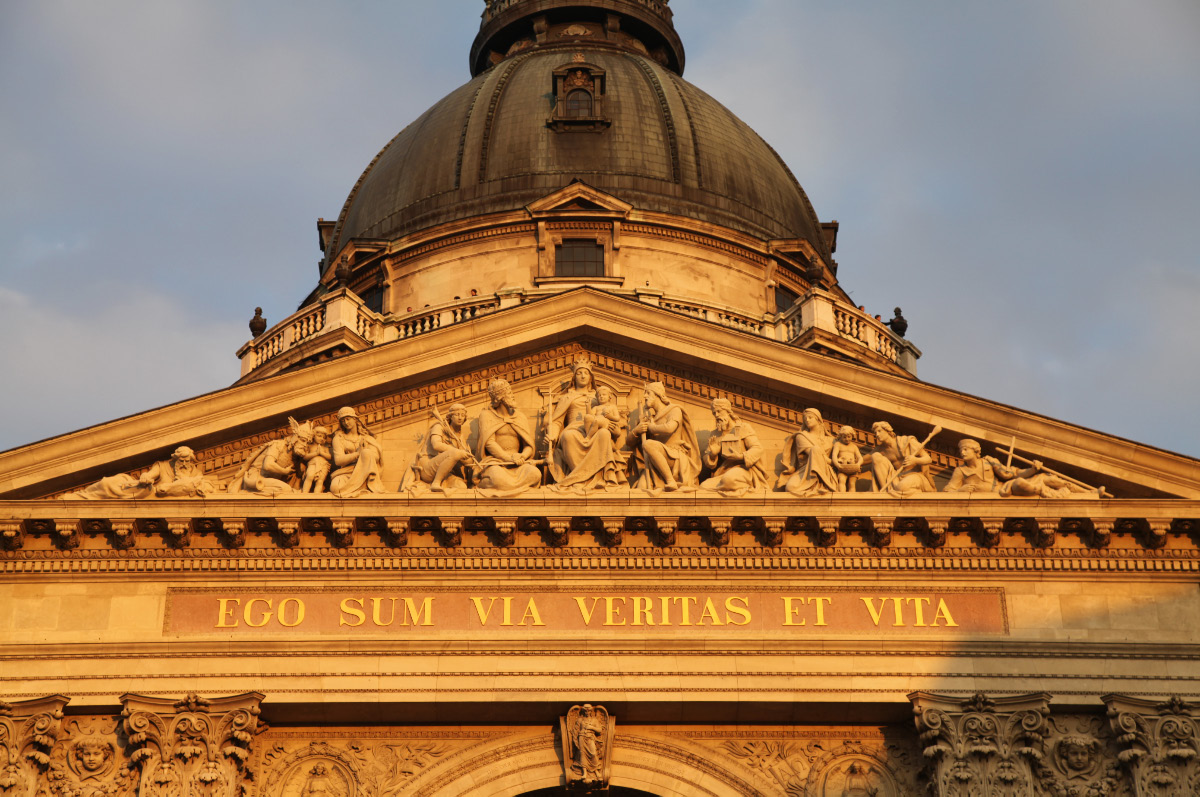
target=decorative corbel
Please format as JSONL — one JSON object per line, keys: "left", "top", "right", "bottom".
{"left": 654, "top": 517, "right": 677, "bottom": 547}
{"left": 329, "top": 518, "right": 354, "bottom": 548}
{"left": 545, "top": 517, "right": 570, "bottom": 548}
{"left": 53, "top": 519, "right": 80, "bottom": 551}
{"left": 121, "top": 692, "right": 264, "bottom": 797}
{"left": 1105, "top": 694, "right": 1200, "bottom": 796}
{"left": 870, "top": 516, "right": 893, "bottom": 548}
{"left": 111, "top": 519, "right": 138, "bottom": 550}
{"left": 275, "top": 519, "right": 300, "bottom": 549}
{"left": 438, "top": 518, "right": 463, "bottom": 548}
{"left": 560, "top": 704, "right": 615, "bottom": 792}
{"left": 219, "top": 518, "right": 247, "bottom": 549}
{"left": 814, "top": 517, "right": 838, "bottom": 548}
{"left": 761, "top": 517, "right": 787, "bottom": 547}
{"left": 0, "top": 520, "right": 25, "bottom": 551}
{"left": 383, "top": 517, "right": 410, "bottom": 547}
{"left": 1032, "top": 517, "right": 1058, "bottom": 549}
{"left": 1090, "top": 517, "right": 1114, "bottom": 549}
{"left": 598, "top": 517, "right": 623, "bottom": 548}
{"left": 165, "top": 518, "right": 193, "bottom": 548}
{"left": 493, "top": 517, "right": 518, "bottom": 547}
{"left": 707, "top": 516, "right": 733, "bottom": 547}
{"left": 910, "top": 691, "right": 1050, "bottom": 797}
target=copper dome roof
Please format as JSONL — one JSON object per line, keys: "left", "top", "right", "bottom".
{"left": 325, "top": 7, "right": 829, "bottom": 267}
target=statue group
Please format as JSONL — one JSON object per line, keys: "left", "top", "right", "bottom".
{"left": 68, "top": 357, "right": 1109, "bottom": 500}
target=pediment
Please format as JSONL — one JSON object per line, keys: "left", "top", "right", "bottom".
{"left": 525, "top": 182, "right": 633, "bottom": 217}
{"left": 1, "top": 289, "right": 1198, "bottom": 503}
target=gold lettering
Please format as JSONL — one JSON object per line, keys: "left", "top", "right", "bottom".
{"left": 892, "top": 596, "right": 906, "bottom": 627}
{"left": 402, "top": 597, "right": 434, "bottom": 627}
{"left": 932, "top": 598, "right": 959, "bottom": 627}
{"left": 861, "top": 597, "right": 887, "bottom": 626}
{"left": 243, "top": 598, "right": 273, "bottom": 628}
{"left": 698, "top": 597, "right": 724, "bottom": 626}
{"left": 574, "top": 597, "right": 601, "bottom": 625}
{"left": 674, "top": 596, "right": 697, "bottom": 626}
{"left": 371, "top": 597, "right": 397, "bottom": 626}
{"left": 907, "top": 597, "right": 931, "bottom": 627}
{"left": 215, "top": 598, "right": 240, "bottom": 628}
{"left": 603, "top": 596, "right": 627, "bottom": 626}
{"left": 782, "top": 596, "right": 807, "bottom": 626}
{"left": 725, "top": 596, "right": 751, "bottom": 626}
{"left": 812, "top": 596, "right": 831, "bottom": 627}
{"left": 471, "top": 597, "right": 497, "bottom": 625}
{"left": 277, "top": 598, "right": 305, "bottom": 627}
{"left": 518, "top": 598, "right": 545, "bottom": 626}
{"left": 658, "top": 595, "right": 673, "bottom": 626}
{"left": 632, "top": 597, "right": 655, "bottom": 626}
{"left": 340, "top": 597, "right": 365, "bottom": 627}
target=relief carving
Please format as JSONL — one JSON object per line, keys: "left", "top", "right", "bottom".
{"left": 1105, "top": 695, "right": 1200, "bottom": 797}
{"left": 561, "top": 704, "right": 613, "bottom": 791}
{"left": 544, "top": 357, "right": 628, "bottom": 494}
{"left": 910, "top": 691, "right": 1050, "bottom": 797}
{"left": 0, "top": 695, "right": 67, "bottom": 797}
{"left": 68, "top": 447, "right": 220, "bottom": 500}
{"left": 121, "top": 692, "right": 263, "bottom": 797}
{"left": 1033, "top": 715, "right": 1126, "bottom": 797}
{"left": 46, "top": 718, "right": 136, "bottom": 797}
{"left": 700, "top": 398, "right": 768, "bottom": 497}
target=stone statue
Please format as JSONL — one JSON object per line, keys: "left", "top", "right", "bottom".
{"left": 329, "top": 407, "right": 385, "bottom": 498}
{"left": 778, "top": 408, "right": 839, "bottom": 497}
{"left": 700, "top": 398, "right": 767, "bottom": 497}
{"left": 628, "top": 382, "right": 699, "bottom": 493}
{"left": 400, "top": 403, "right": 475, "bottom": 494}
{"left": 831, "top": 425, "right": 864, "bottom": 492}
{"left": 885, "top": 306, "right": 907, "bottom": 337}
{"left": 946, "top": 439, "right": 1108, "bottom": 498}
{"left": 566, "top": 704, "right": 610, "bottom": 786}
{"left": 545, "top": 357, "right": 627, "bottom": 493}
{"left": 70, "top": 446, "right": 219, "bottom": 500}
{"left": 868, "top": 421, "right": 937, "bottom": 495}
{"left": 298, "top": 425, "right": 332, "bottom": 493}
{"left": 228, "top": 418, "right": 313, "bottom": 494}
{"left": 473, "top": 378, "right": 541, "bottom": 496}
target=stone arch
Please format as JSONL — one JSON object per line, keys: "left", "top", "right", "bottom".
{"left": 406, "top": 731, "right": 760, "bottom": 797}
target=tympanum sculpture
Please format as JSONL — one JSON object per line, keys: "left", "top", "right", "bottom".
{"left": 545, "top": 357, "right": 627, "bottom": 493}
{"left": 329, "top": 407, "right": 385, "bottom": 498}
{"left": 473, "top": 378, "right": 541, "bottom": 496}
{"left": 400, "top": 403, "right": 474, "bottom": 494}
{"left": 70, "top": 446, "right": 219, "bottom": 500}
{"left": 700, "top": 398, "right": 767, "bottom": 497}
{"left": 628, "top": 382, "right": 699, "bottom": 493}
{"left": 778, "top": 408, "right": 839, "bottom": 497}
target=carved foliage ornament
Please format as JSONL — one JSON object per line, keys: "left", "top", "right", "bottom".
{"left": 561, "top": 704, "right": 614, "bottom": 791}
{"left": 1105, "top": 695, "right": 1200, "bottom": 797}
{"left": 911, "top": 692, "right": 1051, "bottom": 797}
{"left": 0, "top": 696, "right": 68, "bottom": 796}
{"left": 121, "top": 692, "right": 263, "bottom": 797}
{"left": 46, "top": 717, "right": 136, "bottom": 797}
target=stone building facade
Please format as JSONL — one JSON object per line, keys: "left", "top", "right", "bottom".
{"left": 3, "top": 2, "right": 1200, "bottom": 795}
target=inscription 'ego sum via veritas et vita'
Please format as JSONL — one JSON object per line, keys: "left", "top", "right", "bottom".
{"left": 165, "top": 589, "right": 1007, "bottom": 635}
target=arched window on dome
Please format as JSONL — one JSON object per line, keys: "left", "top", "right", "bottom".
{"left": 549, "top": 61, "right": 610, "bottom": 132}
{"left": 564, "top": 89, "right": 593, "bottom": 117}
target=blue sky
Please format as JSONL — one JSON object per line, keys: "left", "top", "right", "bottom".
{"left": 1, "top": 0, "right": 1198, "bottom": 457}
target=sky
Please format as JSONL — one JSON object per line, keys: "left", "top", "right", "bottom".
{"left": 1, "top": 0, "right": 1198, "bottom": 457}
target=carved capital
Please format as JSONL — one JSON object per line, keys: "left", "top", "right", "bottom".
{"left": 1105, "top": 693, "right": 1200, "bottom": 796}
{"left": 560, "top": 704, "right": 614, "bottom": 792}
{"left": 0, "top": 694, "right": 69, "bottom": 795}
{"left": 121, "top": 692, "right": 264, "bottom": 797}
{"left": 218, "top": 518, "right": 247, "bottom": 548}
{"left": 910, "top": 691, "right": 1050, "bottom": 797}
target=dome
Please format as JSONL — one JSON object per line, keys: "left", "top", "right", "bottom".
{"left": 325, "top": 3, "right": 830, "bottom": 267}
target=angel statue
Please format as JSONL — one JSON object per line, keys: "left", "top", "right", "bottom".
{"left": 562, "top": 704, "right": 612, "bottom": 788}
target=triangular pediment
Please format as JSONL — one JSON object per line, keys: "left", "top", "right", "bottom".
{"left": 1, "top": 288, "right": 1198, "bottom": 502}
{"left": 526, "top": 182, "right": 633, "bottom": 218}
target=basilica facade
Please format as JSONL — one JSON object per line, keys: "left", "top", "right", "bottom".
{"left": 3, "top": 2, "right": 1200, "bottom": 795}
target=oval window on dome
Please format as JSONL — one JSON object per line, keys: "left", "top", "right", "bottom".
{"left": 564, "top": 89, "right": 593, "bottom": 117}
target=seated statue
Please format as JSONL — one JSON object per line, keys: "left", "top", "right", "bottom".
{"left": 545, "top": 357, "right": 627, "bottom": 493}
{"left": 628, "top": 382, "right": 699, "bottom": 492}
{"left": 868, "top": 421, "right": 935, "bottom": 495}
{"left": 69, "top": 445, "right": 219, "bottom": 499}
{"left": 943, "top": 439, "right": 1002, "bottom": 494}
{"left": 700, "top": 398, "right": 767, "bottom": 496}
{"left": 228, "top": 418, "right": 313, "bottom": 494}
{"left": 778, "top": 408, "right": 839, "bottom": 497}
{"left": 329, "top": 407, "right": 385, "bottom": 498}
{"left": 400, "top": 403, "right": 474, "bottom": 494}
{"left": 473, "top": 378, "right": 542, "bottom": 496}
